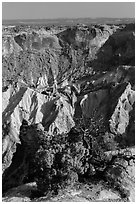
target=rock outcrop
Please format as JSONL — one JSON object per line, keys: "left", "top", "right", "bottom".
{"left": 109, "top": 83, "right": 135, "bottom": 135}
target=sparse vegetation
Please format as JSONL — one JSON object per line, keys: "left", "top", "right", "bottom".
{"left": 31, "top": 117, "right": 120, "bottom": 196}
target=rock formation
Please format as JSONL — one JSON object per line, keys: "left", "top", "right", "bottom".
{"left": 2, "top": 22, "right": 135, "bottom": 201}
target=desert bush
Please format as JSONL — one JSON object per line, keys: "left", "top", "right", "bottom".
{"left": 32, "top": 131, "right": 89, "bottom": 194}
{"left": 32, "top": 118, "right": 114, "bottom": 195}
{"left": 32, "top": 113, "right": 120, "bottom": 196}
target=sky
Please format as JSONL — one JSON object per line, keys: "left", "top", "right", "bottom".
{"left": 2, "top": 2, "right": 135, "bottom": 20}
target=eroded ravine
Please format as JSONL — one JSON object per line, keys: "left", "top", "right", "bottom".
{"left": 2, "top": 22, "right": 135, "bottom": 201}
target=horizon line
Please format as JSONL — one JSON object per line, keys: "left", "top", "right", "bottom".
{"left": 2, "top": 17, "right": 135, "bottom": 21}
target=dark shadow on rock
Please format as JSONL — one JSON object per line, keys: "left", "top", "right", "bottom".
{"left": 90, "top": 24, "right": 135, "bottom": 71}
{"left": 40, "top": 97, "right": 59, "bottom": 130}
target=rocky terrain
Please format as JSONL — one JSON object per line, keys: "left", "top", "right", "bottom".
{"left": 2, "top": 21, "right": 135, "bottom": 202}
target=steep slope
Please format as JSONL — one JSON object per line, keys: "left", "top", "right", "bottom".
{"left": 110, "top": 83, "right": 135, "bottom": 135}
{"left": 92, "top": 24, "right": 135, "bottom": 70}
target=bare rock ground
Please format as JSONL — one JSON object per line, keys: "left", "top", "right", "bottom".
{"left": 3, "top": 180, "right": 122, "bottom": 202}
